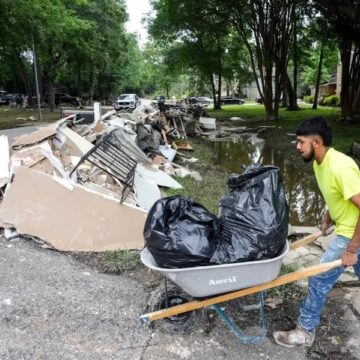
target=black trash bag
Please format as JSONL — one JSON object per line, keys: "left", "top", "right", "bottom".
{"left": 212, "top": 164, "right": 289, "bottom": 264}
{"left": 144, "top": 195, "right": 221, "bottom": 268}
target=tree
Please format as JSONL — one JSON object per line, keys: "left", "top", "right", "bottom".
{"left": 315, "top": 0, "right": 360, "bottom": 119}
{"left": 223, "top": 0, "right": 298, "bottom": 120}
{"left": 149, "top": 0, "right": 234, "bottom": 109}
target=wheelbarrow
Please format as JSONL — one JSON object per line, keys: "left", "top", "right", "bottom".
{"left": 140, "top": 229, "right": 342, "bottom": 343}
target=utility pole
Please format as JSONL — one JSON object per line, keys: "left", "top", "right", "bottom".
{"left": 32, "top": 36, "right": 42, "bottom": 122}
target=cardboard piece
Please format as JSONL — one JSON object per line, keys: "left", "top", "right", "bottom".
{"left": 0, "top": 167, "right": 146, "bottom": 251}
{"left": 172, "top": 141, "right": 193, "bottom": 151}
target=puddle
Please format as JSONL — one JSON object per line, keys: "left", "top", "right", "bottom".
{"left": 213, "top": 134, "right": 325, "bottom": 227}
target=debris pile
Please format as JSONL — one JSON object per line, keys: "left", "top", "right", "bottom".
{"left": 0, "top": 102, "right": 206, "bottom": 252}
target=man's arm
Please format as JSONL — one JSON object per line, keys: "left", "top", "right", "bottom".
{"left": 342, "top": 193, "right": 360, "bottom": 266}
{"left": 320, "top": 210, "right": 333, "bottom": 234}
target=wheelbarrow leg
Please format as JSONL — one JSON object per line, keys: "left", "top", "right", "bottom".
{"left": 210, "top": 292, "right": 267, "bottom": 344}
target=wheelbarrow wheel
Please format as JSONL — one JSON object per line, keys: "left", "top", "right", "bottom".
{"left": 147, "top": 282, "right": 205, "bottom": 334}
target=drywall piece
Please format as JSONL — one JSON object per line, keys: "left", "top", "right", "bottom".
{"left": 134, "top": 172, "right": 161, "bottom": 211}
{"left": 108, "top": 118, "right": 125, "bottom": 128}
{"left": 136, "top": 163, "right": 182, "bottom": 189}
{"left": 159, "top": 145, "right": 177, "bottom": 162}
{"left": 12, "top": 124, "right": 57, "bottom": 148}
{"left": 93, "top": 102, "right": 101, "bottom": 126}
{"left": 0, "top": 135, "right": 10, "bottom": 187}
{"left": 12, "top": 117, "right": 71, "bottom": 148}
{"left": 101, "top": 109, "right": 116, "bottom": 121}
{"left": 199, "top": 117, "right": 216, "bottom": 130}
{"left": 0, "top": 167, "right": 147, "bottom": 251}
{"left": 61, "top": 126, "right": 94, "bottom": 155}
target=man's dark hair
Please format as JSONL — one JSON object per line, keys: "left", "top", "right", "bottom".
{"left": 295, "top": 116, "right": 332, "bottom": 146}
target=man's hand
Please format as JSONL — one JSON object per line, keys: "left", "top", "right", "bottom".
{"left": 341, "top": 250, "right": 358, "bottom": 267}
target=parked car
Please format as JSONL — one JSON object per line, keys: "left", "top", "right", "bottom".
{"left": 45, "top": 93, "right": 81, "bottom": 107}
{"left": 196, "top": 96, "right": 214, "bottom": 106}
{"left": 4, "top": 93, "right": 24, "bottom": 106}
{"left": 221, "top": 96, "right": 245, "bottom": 105}
{"left": 0, "top": 91, "right": 7, "bottom": 106}
{"left": 115, "top": 93, "right": 141, "bottom": 110}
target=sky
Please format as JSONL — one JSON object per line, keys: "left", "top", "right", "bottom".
{"left": 125, "top": 0, "right": 152, "bottom": 46}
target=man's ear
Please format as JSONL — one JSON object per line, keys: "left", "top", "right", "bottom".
{"left": 313, "top": 136, "right": 323, "bottom": 147}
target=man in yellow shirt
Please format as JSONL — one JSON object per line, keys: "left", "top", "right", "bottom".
{"left": 274, "top": 116, "right": 360, "bottom": 347}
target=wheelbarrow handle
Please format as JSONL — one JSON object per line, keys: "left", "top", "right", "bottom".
{"left": 141, "top": 259, "right": 342, "bottom": 323}
{"left": 290, "top": 226, "right": 334, "bottom": 250}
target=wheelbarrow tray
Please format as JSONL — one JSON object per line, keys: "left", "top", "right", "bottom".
{"left": 141, "top": 242, "right": 289, "bottom": 297}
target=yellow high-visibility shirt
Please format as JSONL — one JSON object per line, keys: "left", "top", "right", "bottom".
{"left": 313, "top": 148, "right": 360, "bottom": 238}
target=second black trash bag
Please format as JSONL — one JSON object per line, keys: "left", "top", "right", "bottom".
{"left": 144, "top": 195, "right": 221, "bottom": 268}
{"left": 212, "top": 164, "right": 289, "bottom": 264}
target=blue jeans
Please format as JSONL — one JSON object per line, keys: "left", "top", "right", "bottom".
{"left": 299, "top": 235, "right": 360, "bottom": 332}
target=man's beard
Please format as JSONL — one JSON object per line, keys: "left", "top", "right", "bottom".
{"left": 302, "top": 145, "right": 315, "bottom": 163}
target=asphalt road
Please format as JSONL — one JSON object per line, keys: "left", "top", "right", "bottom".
{"left": 0, "top": 236, "right": 309, "bottom": 360}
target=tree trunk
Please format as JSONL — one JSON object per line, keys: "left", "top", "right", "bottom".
{"left": 49, "top": 78, "right": 55, "bottom": 112}
{"left": 263, "top": 66, "right": 275, "bottom": 120}
{"left": 284, "top": 72, "right": 297, "bottom": 110}
{"left": 165, "top": 84, "right": 170, "bottom": 100}
{"left": 77, "top": 63, "right": 83, "bottom": 98}
{"left": 291, "top": 7, "right": 299, "bottom": 110}
{"left": 351, "top": 45, "right": 360, "bottom": 116}
{"left": 209, "top": 73, "right": 216, "bottom": 106}
{"left": 13, "top": 49, "right": 32, "bottom": 105}
{"left": 89, "top": 67, "right": 97, "bottom": 104}
{"left": 313, "top": 43, "right": 325, "bottom": 110}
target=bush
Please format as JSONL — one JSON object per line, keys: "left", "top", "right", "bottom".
{"left": 323, "top": 95, "right": 340, "bottom": 107}
{"left": 303, "top": 95, "right": 314, "bottom": 104}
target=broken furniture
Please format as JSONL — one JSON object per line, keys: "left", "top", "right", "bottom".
{"left": 70, "top": 130, "right": 137, "bottom": 203}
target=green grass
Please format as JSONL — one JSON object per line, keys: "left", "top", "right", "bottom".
{"left": 0, "top": 107, "right": 62, "bottom": 130}
{"left": 164, "top": 137, "right": 230, "bottom": 214}
{"left": 209, "top": 103, "right": 340, "bottom": 123}
{"left": 100, "top": 250, "right": 142, "bottom": 274}
{"left": 267, "top": 263, "right": 306, "bottom": 300}
{"left": 208, "top": 103, "right": 360, "bottom": 154}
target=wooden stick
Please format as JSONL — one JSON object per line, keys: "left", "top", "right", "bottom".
{"left": 161, "top": 130, "right": 168, "bottom": 145}
{"left": 290, "top": 230, "right": 323, "bottom": 250}
{"left": 290, "top": 226, "right": 334, "bottom": 250}
{"left": 141, "top": 259, "right": 342, "bottom": 322}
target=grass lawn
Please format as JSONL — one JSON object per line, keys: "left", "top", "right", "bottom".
{"left": 209, "top": 103, "right": 360, "bottom": 153}
{"left": 0, "top": 107, "right": 62, "bottom": 130}
{"left": 208, "top": 103, "right": 340, "bottom": 123}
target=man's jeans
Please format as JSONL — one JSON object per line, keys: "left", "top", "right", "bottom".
{"left": 299, "top": 235, "right": 360, "bottom": 332}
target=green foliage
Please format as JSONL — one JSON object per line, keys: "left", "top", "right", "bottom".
{"left": 303, "top": 95, "right": 314, "bottom": 104}
{"left": 322, "top": 94, "right": 340, "bottom": 107}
